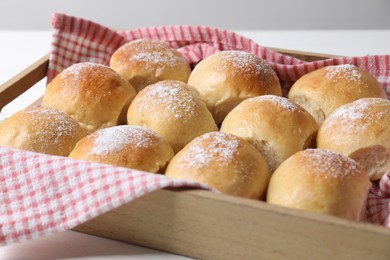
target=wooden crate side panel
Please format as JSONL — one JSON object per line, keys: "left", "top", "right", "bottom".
{"left": 0, "top": 54, "right": 49, "bottom": 110}
{"left": 74, "top": 189, "right": 390, "bottom": 260}
{"left": 270, "top": 47, "right": 338, "bottom": 61}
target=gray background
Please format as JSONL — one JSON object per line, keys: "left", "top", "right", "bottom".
{"left": 1, "top": 0, "right": 389, "bottom": 30}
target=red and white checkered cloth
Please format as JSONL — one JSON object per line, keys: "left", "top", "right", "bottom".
{"left": 1, "top": 12, "right": 390, "bottom": 246}
{"left": 0, "top": 146, "right": 210, "bottom": 245}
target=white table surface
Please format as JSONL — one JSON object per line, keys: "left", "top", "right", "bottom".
{"left": 1, "top": 29, "right": 390, "bottom": 259}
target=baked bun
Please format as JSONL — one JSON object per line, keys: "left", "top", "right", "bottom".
{"left": 127, "top": 80, "right": 218, "bottom": 153}
{"left": 110, "top": 39, "right": 191, "bottom": 92}
{"left": 317, "top": 98, "right": 390, "bottom": 181}
{"left": 267, "top": 149, "right": 371, "bottom": 221}
{"left": 165, "top": 132, "right": 270, "bottom": 199}
{"left": 69, "top": 125, "right": 174, "bottom": 173}
{"left": 288, "top": 64, "right": 387, "bottom": 125}
{"left": 0, "top": 107, "right": 86, "bottom": 156}
{"left": 42, "top": 62, "right": 137, "bottom": 134}
{"left": 220, "top": 95, "right": 318, "bottom": 173}
{"left": 188, "top": 50, "right": 282, "bottom": 125}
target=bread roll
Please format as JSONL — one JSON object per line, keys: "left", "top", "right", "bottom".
{"left": 288, "top": 64, "right": 387, "bottom": 125}
{"left": 220, "top": 95, "right": 318, "bottom": 173}
{"left": 110, "top": 39, "right": 191, "bottom": 92}
{"left": 0, "top": 107, "right": 86, "bottom": 156}
{"left": 267, "top": 149, "right": 371, "bottom": 221}
{"left": 69, "top": 125, "right": 174, "bottom": 173}
{"left": 42, "top": 62, "right": 137, "bottom": 134}
{"left": 165, "top": 132, "right": 270, "bottom": 199}
{"left": 317, "top": 98, "right": 390, "bottom": 181}
{"left": 188, "top": 50, "right": 282, "bottom": 125}
{"left": 127, "top": 80, "right": 218, "bottom": 153}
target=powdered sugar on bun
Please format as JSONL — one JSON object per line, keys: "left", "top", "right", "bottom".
{"left": 128, "top": 41, "right": 185, "bottom": 69}
{"left": 110, "top": 39, "right": 191, "bottom": 92}
{"left": 127, "top": 80, "right": 218, "bottom": 153}
{"left": 221, "top": 94, "right": 318, "bottom": 174}
{"left": 138, "top": 81, "right": 198, "bottom": 120}
{"left": 166, "top": 131, "right": 270, "bottom": 199}
{"left": 301, "top": 149, "right": 361, "bottom": 178}
{"left": 42, "top": 62, "right": 137, "bottom": 134}
{"left": 217, "top": 51, "right": 276, "bottom": 78}
{"left": 248, "top": 95, "right": 299, "bottom": 112}
{"left": 288, "top": 64, "right": 387, "bottom": 126}
{"left": 177, "top": 132, "right": 241, "bottom": 170}
{"left": 317, "top": 98, "right": 390, "bottom": 181}
{"left": 320, "top": 98, "right": 390, "bottom": 134}
{"left": 188, "top": 50, "right": 282, "bottom": 125}
{"left": 69, "top": 125, "right": 174, "bottom": 173}
{"left": 267, "top": 148, "right": 371, "bottom": 221}
{"left": 91, "top": 125, "right": 159, "bottom": 155}
{"left": 325, "top": 64, "right": 362, "bottom": 83}
{"left": 23, "top": 107, "right": 84, "bottom": 146}
{"left": 61, "top": 62, "right": 105, "bottom": 75}
{"left": 0, "top": 106, "right": 86, "bottom": 156}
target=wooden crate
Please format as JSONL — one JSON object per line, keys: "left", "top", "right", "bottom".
{"left": 1, "top": 49, "right": 390, "bottom": 260}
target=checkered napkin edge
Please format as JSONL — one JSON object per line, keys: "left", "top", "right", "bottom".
{"left": 1, "top": 12, "right": 389, "bottom": 246}
{"left": 0, "top": 146, "right": 211, "bottom": 246}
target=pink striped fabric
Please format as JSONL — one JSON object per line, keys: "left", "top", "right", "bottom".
{"left": 0, "top": 12, "right": 389, "bottom": 246}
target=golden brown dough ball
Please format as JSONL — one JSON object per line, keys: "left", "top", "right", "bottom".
{"left": 110, "top": 39, "right": 191, "bottom": 92}
{"left": 221, "top": 95, "right": 318, "bottom": 173}
{"left": 188, "top": 50, "right": 282, "bottom": 124}
{"left": 288, "top": 64, "right": 387, "bottom": 125}
{"left": 166, "top": 132, "right": 270, "bottom": 199}
{"left": 0, "top": 106, "right": 86, "bottom": 156}
{"left": 127, "top": 80, "right": 218, "bottom": 153}
{"left": 267, "top": 149, "right": 371, "bottom": 221}
{"left": 42, "top": 62, "right": 137, "bottom": 134}
{"left": 317, "top": 98, "right": 390, "bottom": 181}
{"left": 69, "top": 125, "right": 174, "bottom": 173}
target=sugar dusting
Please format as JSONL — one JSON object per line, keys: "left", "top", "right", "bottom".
{"left": 23, "top": 107, "right": 81, "bottom": 146}
{"left": 249, "top": 95, "right": 299, "bottom": 112}
{"left": 91, "top": 125, "right": 158, "bottom": 155}
{"left": 303, "top": 149, "right": 361, "bottom": 177}
{"left": 217, "top": 51, "right": 275, "bottom": 77}
{"left": 136, "top": 81, "right": 197, "bottom": 120}
{"left": 127, "top": 39, "right": 184, "bottom": 69}
{"left": 60, "top": 62, "right": 108, "bottom": 82}
{"left": 177, "top": 132, "right": 240, "bottom": 170}
{"left": 130, "top": 51, "right": 179, "bottom": 69}
{"left": 325, "top": 64, "right": 362, "bottom": 83}
{"left": 322, "top": 98, "right": 390, "bottom": 134}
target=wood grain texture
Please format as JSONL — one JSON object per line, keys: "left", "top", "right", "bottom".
{"left": 0, "top": 53, "right": 49, "bottom": 110}
{"left": 74, "top": 189, "right": 390, "bottom": 260}
{"left": 270, "top": 47, "right": 338, "bottom": 61}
